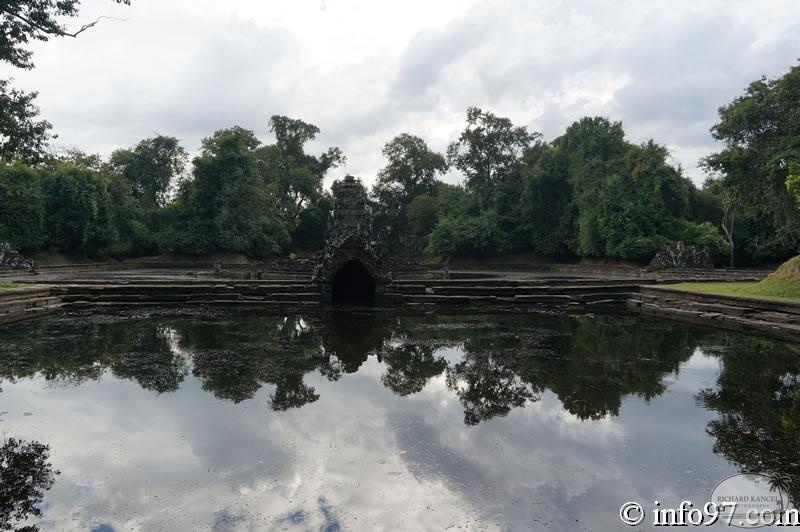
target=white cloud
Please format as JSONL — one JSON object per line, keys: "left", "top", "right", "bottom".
{"left": 4, "top": 0, "right": 800, "bottom": 188}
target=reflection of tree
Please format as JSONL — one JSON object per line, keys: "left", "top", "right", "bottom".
{"left": 0, "top": 438, "right": 59, "bottom": 532}
{"left": 0, "top": 313, "right": 346, "bottom": 412}
{"left": 697, "top": 336, "right": 800, "bottom": 503}
{"left": 447, "top": 351, "right": 537, "bottom": 425}
{"left": 521, "top": 316, "right": 701, "bottom": 420}
{"left": 0, "top": 309, "right": 716, "bottom": 425}
{"left": 381, "top": 344, "right": 447, "bottom": 396}
{"left": 107, "top": 326, "right": 188, "bottom": 393}
{"left": 183, "top": 315, "right": 327, "bottom": 409}
{"left": 270, "top": 375, "right": 320, "bottom": 411}
{"left": 0, "top": 318, "right": 187, "bottom": 393}
{"left": 436, "top": 314, "right": 702, "bottom": 423}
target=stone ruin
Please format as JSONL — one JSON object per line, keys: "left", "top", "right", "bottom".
{"left": 313, "top": 175, "right": 389, "bottom": 304}
{"left": 648, "top": 241, "right": 713, "bottom": 271}
{"left": 0, "top": 241, "right": 34, "bottom": 272}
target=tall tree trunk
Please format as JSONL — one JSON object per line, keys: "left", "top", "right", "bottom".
{"left": 722, "top": 206, "right": 735, "bottom": 268}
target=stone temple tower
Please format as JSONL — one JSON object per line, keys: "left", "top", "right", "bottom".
{"left": 314, "top": 175, "right": 388, "bottom": 304}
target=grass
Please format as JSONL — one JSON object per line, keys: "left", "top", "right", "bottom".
{"left": 0, "top": 281, "right": 29, "bottom": 290}
{"left": 667, "top": 279, "right": 800, "bottom": 302}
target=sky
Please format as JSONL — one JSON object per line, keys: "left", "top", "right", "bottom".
{"left": 5, "top": 0, "right": 800, "bottom": 188}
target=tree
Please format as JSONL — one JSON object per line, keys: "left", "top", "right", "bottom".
{"left": 0, "top": 0, "right": 131, "bottom": 69}
{"left": 372, "top": 134, "right": 446, "bottom": 253}
{"left": 269, "top": 115, "right": 320, "bottom": 158}
{"left": 704, "top": 64, "right": 800, "bottom": 250}
{"left": 376, "top": 133, "right": 447, "bottom": 198}
{"left": 42, "top": 162, "right": 119, "bottom": 256}
{"left": 520, "top": 143, "right": 574, "bottom": 256}
{"left": 553, "top": 117, "right": 627, "bottom": 256}
{"left": 0, "top": 162, "right": 46, "bottom": 250}
{"left": 161, "top": 127, "right": 290, "bottom": 258}
{"left": 522, "top": 117, "right": 726, "bottom": 262}
{"left": 404, "top": 193, "right": 438, "bottom": 254}
{"left": 447, "top": 107, "right": 539, "bottom": 210}
{"left": 291, "top": 192, "right": 332, "bottom": 250}
{"left": 704, "top": 178, "right": 737, "bottom": 267}
{"left": 109, "top": 135, "right": 187, "bottom": 208}
{"left": 0, "top": 79, "right": 52, "bottom": 162}
{"left": 257, "top": 115, "right": 344, "bottom": 237}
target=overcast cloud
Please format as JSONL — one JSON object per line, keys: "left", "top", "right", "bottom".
{"left": 4, "top": 0, "right": 799, "bottom": 187}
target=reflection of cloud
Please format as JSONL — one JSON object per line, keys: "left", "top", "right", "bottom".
{"left": 668, "top": 349, "right": 721, "bottom": 393}
{"left": 212, "top": 510, "right": 245, "bottom": 532}
{"left": 0, "top": 313, "right": 763, "bottom": 531}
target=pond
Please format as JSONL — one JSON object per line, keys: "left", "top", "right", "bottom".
{"left": 0, "top": 309, "right": 798, "bottom": 531}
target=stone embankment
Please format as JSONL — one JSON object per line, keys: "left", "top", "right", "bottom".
{"left": 2, "top": 268, "right": 798, "bottom": 344}
{"left": 384, "top": 278, "right": 637, "bottom": 310}
{"left": 32, "top": 277, "right": 639, "bottom": 311}
{"left": 628, "top": 286, "right": 800, "bottom": 342}
{"left": 0, "top": 287, "right": 64, "bottom": 325}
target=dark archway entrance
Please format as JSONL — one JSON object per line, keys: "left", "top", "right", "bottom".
{"left": 332, "top": 260, "right": 375, "bottom": 305}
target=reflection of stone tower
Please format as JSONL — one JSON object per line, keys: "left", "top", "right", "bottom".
{"left": 314, "top": 175, "right": 388, "bottom": 304}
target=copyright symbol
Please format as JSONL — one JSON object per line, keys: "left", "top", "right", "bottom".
{"left": 619, "top": 502, "right": 645, "bottom": 526}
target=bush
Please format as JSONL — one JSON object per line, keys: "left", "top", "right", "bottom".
{"left": 426, "top": 212, "right": 511, "bottom": 256}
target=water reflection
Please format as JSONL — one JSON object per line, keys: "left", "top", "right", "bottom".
{"left": 1, "top": 309, "right": 799, "bottom": 530}
{"left": 0, "top": 311, "right": 704, "bottom": 424}
{"left": 0, "top": 438, "right": 59, "bottom": 532}
{"left": 696, "top": 337, "right": 800, "bottom": 502}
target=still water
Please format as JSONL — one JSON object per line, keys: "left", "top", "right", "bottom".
{"left": 0, "top": 309, "right": 798, "bottom": 531}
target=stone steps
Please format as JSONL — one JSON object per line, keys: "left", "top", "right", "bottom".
{"left": 0, "top": 295, "right": 62, "bottom": 314}
{"left": 0, "top": 288, "right": 64, "bottom": 325}
{"left": 380, "top": 289, "right": 634, "bottom": 308}
{"left": 628, "top": 288, "right": 800, "bottom": 342}
{"left": 59, "top": 283, "right": 316, "bottom": 295}
{"left": 0, "top": 303, "right": 65, "bottom": 325}
{"left": 62, "top": 292, "right": 322, "bottom": 304}
{"left": 0, "top": 287, "right": 52, "bottom": 302}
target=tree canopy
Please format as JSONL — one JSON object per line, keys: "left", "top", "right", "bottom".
{"left": 372, "top": 134, "right": 447, "bottom": 254}
{"left": 1, "top": 66, "right": 799, "bottom": 267}
{"left": 109, "top": 135, "right": 186, "bottom": 208}
{"left": 0, "top": 79, "right": 52, "bottom": 162}
{"left": 447, "top": 107, "right": 539, "bottom": 211}
{"left": 0, "top": 0, "right": 131, "bottom": 69}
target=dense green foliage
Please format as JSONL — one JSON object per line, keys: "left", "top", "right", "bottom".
{"left": 372, "top": 134, "right": 447, "bottom": 254}
{"left": 2, "top": 64, "right": 799, "bottom": 266}
{"left": 0, "top": 0, "right": 796, "bottom": 267}
{"left": 0, "top": 79, "right": 52, "bottom": 163}
{"left": 159, "top": 127, "right": 290, "bottom": 258}
{"left": 422, "top": 113, "right": 727, "bottom": 261}
{"left": 703, "top": 63, "right": 800, "bottom": 265}
{"left": 0, "top": 117, "right": 342, "bottom": 259}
